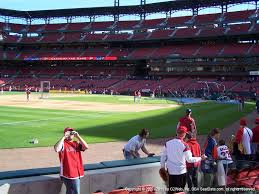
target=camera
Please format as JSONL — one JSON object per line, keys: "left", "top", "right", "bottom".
{"left": 70, "top": 131, "right": 76, "bottom": 135}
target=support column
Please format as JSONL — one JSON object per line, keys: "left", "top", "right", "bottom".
{"left": 114, "top": 0, "right": 120, "bottom": 22}
{"left": 192, "top": 8, "right": 198, "bottom": 16}
{"left": 140, "top": 0, "right": 146, "bottom": 20}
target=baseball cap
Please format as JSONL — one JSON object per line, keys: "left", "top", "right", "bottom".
{"left": 255, "top": 118, "right": 259, "bottom": 124}
{"left": 64, "top": 127, "right": 74, "bottom": 134}
{"left": 177, "top": 126, "right": 188, "bottom": 134}
{"left": 186, "top": 108, "right": 192, "bottom": 114}
{"left": 240, "top": 118, "right": 247, "bottom": 126}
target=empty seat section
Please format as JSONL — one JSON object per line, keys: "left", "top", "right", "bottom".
{"left": 81, "top": 49, "right": 108, "bottom": 56}
{"left": 116, "top": 20, "right": 139, "bottom": 30}
{"left": 141, "top": 18, "right": 165, "bottom": 29}
{"left": 8, "top": 23, "right": 24, "bottom": 32}
{"left": 130, "top": 33, "right": 148, "bottom": 40}
{"left": 194, "top": 13, "right": 221, "bottom": 24}
{"left": 173, "top": 28, "right": 199, "bottom": 38}
{"left": 0, "top": 22, "right": 5, "bottom": 30}
{"left": 91, "top": 21, "right": 114, "bottom": 31}
{"left": 196, "top": 44, "right": 223, "bottom": 57}
{"left": 221, "top": 44, "right": 251, "bottom": 56}
{"left": 44, "top": 24, "right": 65, "bottom": 31}
{"left": 105, "top": 34, "right": 130, "bottom": 41}
{"left": 27, "top": 24, "right": 45, "bottom": 33}
{"left": 56, "top": 52, "right": 80, "bottom": 57}
{"left": 83, "top": 34, "right": 106, "bottom": 41}
{"left": 3, "top": 35, "right": 19, "bottom": 43}
{"left": 151, "top": 46, "right": 177, "bottom": 58}
{"left": 20, "top": 37, "right": 39, "bottom": 43}
{"left": 130, "top": 48, "right": 155, "bottom": 59}
{"left": 253, "top": 24, "right": 259, "bottom": 33}
{"left": 227, "top": 24, "right": 251, "bottom": 35}
{"left": 36, "top": 52, "right": 58, "bottom": 58}
{"left": 17, "top": 52, "right": 34, "bottom": 60}
{"left": 62, "top": 32, "right": 82, "bottom": 42}
{"left": 198, "top": 27, "right": 225, "bottom": 37}
{"left": 108, "top": 49, "right": 131, "bottom": 58}
{"left": 41, "top": 33, "right": 63, "bottom": 42}
{"left": 166, "top": 16, "right": 192, "bottom": 27}
{"left": 66, "top": 23, "right": 88, "bottom": 31}
{"left": 0, "top": 52, "right": 4, "bottom": 60}
{"left": 223, "top": 10, "right": 255, "bottom": 22}
{"left": 5, "top": 51, "right": 18, "bottom": 60}
{"left": 148, "top": 29, "right": 174, "bottom": 39}
{"left": 173, "top": 45, "right": 200, "bottom": 57}
{"left": 248, "top": 44, "right": 259, "bottom": 55}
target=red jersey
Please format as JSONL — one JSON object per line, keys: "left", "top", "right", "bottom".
{"left": 252, "top": 125, "right": 259, "bottom": 143}
{"left": 59, "top": 140, "right": 85, "bottom": 179}
{"left": 179, "top": 115, "right": 195, "bottom": 132}
{"left": 186, "top": 138, "right": 201, "bottom": 168}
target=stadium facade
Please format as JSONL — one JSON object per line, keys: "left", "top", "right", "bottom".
{"left": 0, "top": 0, "right": 258, "bottom": 97}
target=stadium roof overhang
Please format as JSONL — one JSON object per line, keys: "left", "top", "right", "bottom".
{"left": 0, "top": 0, "right": 255, "bottom": 19}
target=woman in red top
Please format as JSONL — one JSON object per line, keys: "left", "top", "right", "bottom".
{"left": 54, "top": 127, "right": 89, "bottom": 194}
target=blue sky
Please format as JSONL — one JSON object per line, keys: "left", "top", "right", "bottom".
{"left": 0, "top": 0, "right": 168, "bottom": 10}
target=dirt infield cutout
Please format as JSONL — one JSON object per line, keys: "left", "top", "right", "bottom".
{"left": 0, "top": 94, "right": 177, "bottom": 112}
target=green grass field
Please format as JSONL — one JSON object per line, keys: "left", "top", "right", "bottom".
{"left": 0, "top": 93, "right": 255, "bottom": 149}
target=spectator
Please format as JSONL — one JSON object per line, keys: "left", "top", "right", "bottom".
{"left": 235, "top": 118, "right": 253, "bottom": 158}
{"left": 201, "top": 128, "right": 220, "bottom": 187}
{"left": 54, "top": 127, "right": 89, "bottom": 194}
{"left": 251, "top": 118, "right": 259, "bottom": 156}
{"left": 177, "top": 108, "right": 197, "bottom": 135}
{"left": 185, "top": 132, "right": 201, "bottom": 193}
{"left": 134, "top": 90, "right": 138, "bottom": 102}
{"left": 137, "top": 90, "right": 141, "bottom": 102}
{"left": 217, "top": 139, "right": 233, "bottom": 187}
{"left": 160, "top": 126, "right": 205, "bottom": 193}
{"left": 123, "top": 128, "right": 154, "bottom": 159}
{"left": 256, "top": 98, "right": 259, "bottom": 114}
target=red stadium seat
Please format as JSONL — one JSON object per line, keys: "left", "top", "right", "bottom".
{"left": 107, "top": 189, "right": 130, "bottom": 194}
{"left": 130, "top": 185, "right": 156, "bottom": 194}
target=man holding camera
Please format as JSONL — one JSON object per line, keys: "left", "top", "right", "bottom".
{"left": 54, "top": 127, "right": 88, "bottom": 194}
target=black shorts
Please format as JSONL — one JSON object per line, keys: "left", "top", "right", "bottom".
{"left": 168, "top": 173, "right": 186, "bottom": 193}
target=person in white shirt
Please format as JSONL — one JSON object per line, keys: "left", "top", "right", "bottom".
{"left": 123, "top": 128, "right": 155, "bottom": 159}
{"left": 217, "top": 139, "right": 233, "bottom": 187}
{"left": 160, "top": 126, "right": 206, "bottom": 193}
{"left": 235, "top": 118, "right": 253, "bottom": 158}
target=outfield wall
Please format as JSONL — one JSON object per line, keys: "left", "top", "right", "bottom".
{"left": 0, "top": 157, "right": 165, "bottom": 194}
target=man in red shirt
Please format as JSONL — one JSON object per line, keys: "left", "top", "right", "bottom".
{"left": 252, "top": 118, "right": 259, "bottom": 156}
{"left": 54, "top": 127, "right": 88, "bottom": 194}
{"left": 177, "top": 108, "right": 197, "bottom": 135}
{"left": 185, "top": 132, "right": 201, "bottom": 193}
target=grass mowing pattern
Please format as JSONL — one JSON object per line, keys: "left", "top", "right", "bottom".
{"left": 0, "top": 101, "right": 255, "bottom": 149}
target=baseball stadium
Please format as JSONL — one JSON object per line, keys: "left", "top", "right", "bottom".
{"left": 0, "top": 0, "right": 258, "bottom": 193}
